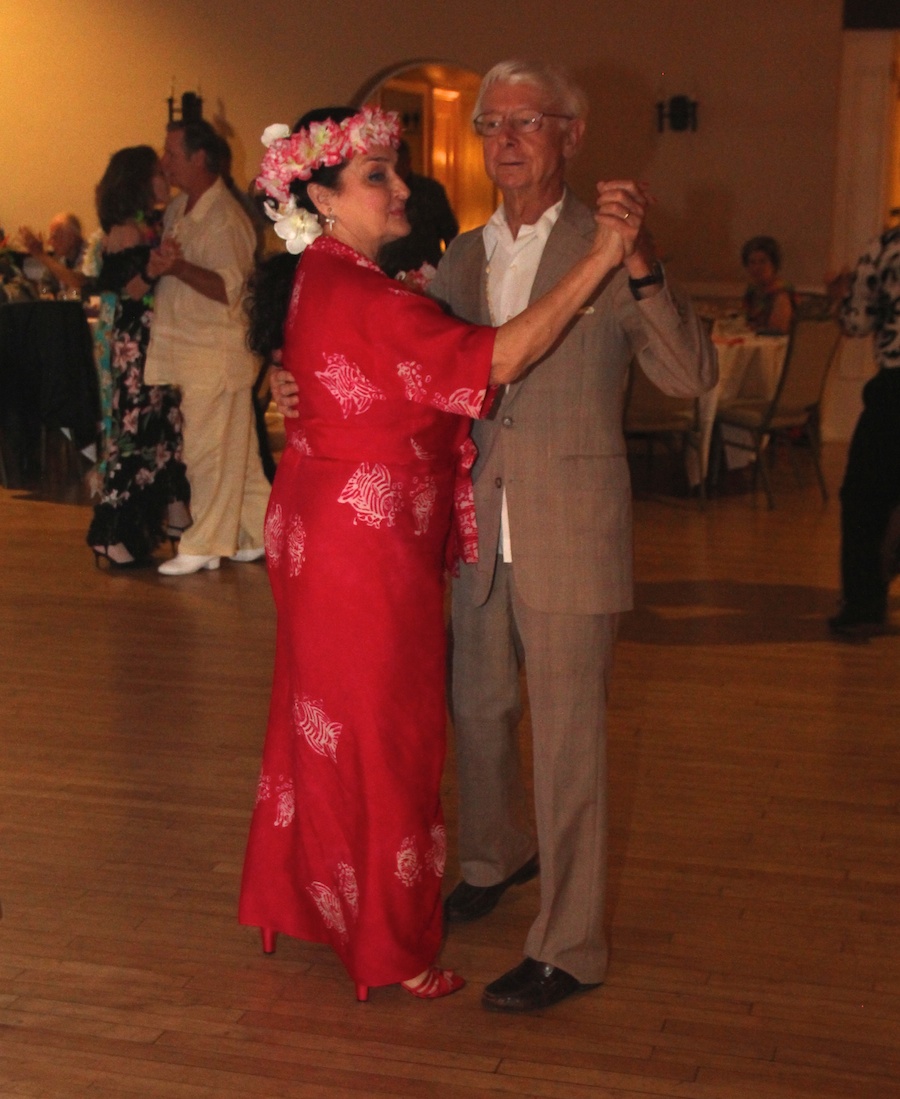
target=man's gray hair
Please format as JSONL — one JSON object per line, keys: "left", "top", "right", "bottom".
{"left": 473, "top": 60, "right": 588, "bottom": 122}
{"left": 52, "top": 212, "right": 83, "bottom": 235}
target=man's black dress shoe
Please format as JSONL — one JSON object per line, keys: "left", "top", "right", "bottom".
{"left": 443, "top": 854, "right": 539, "bottom": 923}
{"left": 827, "top": 607, "right": 886, "bottom": 639}
{"left": 481, "top": 957, "right": 600, "bottom": 1012}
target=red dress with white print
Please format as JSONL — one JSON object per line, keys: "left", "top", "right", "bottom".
{"left": 239, "top": 236, "right": 496, "bottom": 987}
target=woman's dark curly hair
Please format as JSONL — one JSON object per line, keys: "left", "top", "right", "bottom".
{"left": 246, "top": 106, "right": 358, "bottom": 358}
{"left": 741, "top": 235, "right": 782, "bottom": 271}
{"left": 245, "top": 250, "right": 301, "bottom": 359}
{"left": 95, "top": 145, "right": 160, "bottom": 233}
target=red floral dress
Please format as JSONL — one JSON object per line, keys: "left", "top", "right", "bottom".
{"left": 239, "top": 237, "right": 495, "bottom": 987}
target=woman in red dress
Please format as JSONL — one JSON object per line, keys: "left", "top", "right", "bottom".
{"left": 239, "top": 105, "right": 641, "bottom": 1002}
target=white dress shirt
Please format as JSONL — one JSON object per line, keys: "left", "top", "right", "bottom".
{"left": 145, "top": 177, "right": 257, "bottom": 393}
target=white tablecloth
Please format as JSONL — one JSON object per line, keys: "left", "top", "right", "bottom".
{"left": 688, "top": 322, "right": 788, "bottom": 484}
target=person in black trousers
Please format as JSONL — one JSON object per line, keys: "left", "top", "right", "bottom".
{"left": 827, "top": 223, "right": 900, "bottom": 637}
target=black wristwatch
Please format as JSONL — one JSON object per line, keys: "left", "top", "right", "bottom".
{"left": 628, "top": 262, "right": 664, "bottom": 300}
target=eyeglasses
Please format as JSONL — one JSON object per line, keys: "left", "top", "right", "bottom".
{"left": 472, "top": 110, "right": 575, "bottom": 137}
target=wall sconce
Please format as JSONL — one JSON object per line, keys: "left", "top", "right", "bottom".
{"left": 656, "top": 95, "right": 698, "bottom": 133}
{"left": 168, "top": 89, "right": 204, "bottom": 124}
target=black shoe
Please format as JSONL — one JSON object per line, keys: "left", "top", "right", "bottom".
{"left": 827, "top": 607, "right": 885, "bottom": 639}
{"left": 481, "top": 957, "right": 601, "bottom": 1012}
{"left": 91, "top": 547, "right": 151, "bottom": 571}
{"left": 443, "top": 854, "right": 539, "bottom": 923}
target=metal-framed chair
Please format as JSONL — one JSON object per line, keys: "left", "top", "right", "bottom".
{"left": 710, "top": 318, "right": 842, "bottom": 508}
{"left": 623, "top": 359, "right": 704, "bottom": 501}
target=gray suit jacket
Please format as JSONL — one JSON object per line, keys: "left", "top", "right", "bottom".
{"left": 430, "top": 189, "right": 717, "bottom": 615}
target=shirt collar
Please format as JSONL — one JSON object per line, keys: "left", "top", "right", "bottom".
{"left": 484, "top": 194, "right": 565, "bottom": 256}
{"left": 181, "top": 176, "right": 225, "bottom": 222}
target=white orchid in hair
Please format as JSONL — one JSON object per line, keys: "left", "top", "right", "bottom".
{"left": 264, "top": 196, "right": 322, "bottom": 255}
{"left": 261, "top": 123, "right": 291, "bottom": 148}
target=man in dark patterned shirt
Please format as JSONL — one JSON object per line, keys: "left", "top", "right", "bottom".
{"left": 827, "top": 224, "right": 900, "bottom": 637}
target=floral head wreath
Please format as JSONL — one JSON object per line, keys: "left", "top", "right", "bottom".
{"left": 255, "top": 106, "right": 402, "bottom": 254}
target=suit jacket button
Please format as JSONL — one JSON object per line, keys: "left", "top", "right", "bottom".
{"left": 502, "top": 416, "right": 513, "bottom": 427}
{"left": 494, "top": 477, "right": 502, "bottom": 488}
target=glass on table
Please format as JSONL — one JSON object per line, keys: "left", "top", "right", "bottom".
{"left": 712, "top": 313, "right": 752, "bottom": 339}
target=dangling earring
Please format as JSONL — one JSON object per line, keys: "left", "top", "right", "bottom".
{"left": 324, "top": 209, "right": 335, "bottom": 230}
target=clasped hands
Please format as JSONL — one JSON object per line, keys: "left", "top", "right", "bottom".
{"left": 146, "top": 236, "right": 184, "bottom": 281}
{"left": 593, "top": 179, "right": 658, "bottom": 277}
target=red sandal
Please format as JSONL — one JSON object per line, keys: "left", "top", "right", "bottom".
{"left": 400, "top": 967, "right": 465, "bottom": 999}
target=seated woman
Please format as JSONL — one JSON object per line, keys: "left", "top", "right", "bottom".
{"left": 741, "top": 235, "right": 795, "bottom": 334}
{"left": 87, "top": 146, "right": 191, "bottom": 568}
{"left": 238, "top": 105, "right": 642, "bottom": 1003}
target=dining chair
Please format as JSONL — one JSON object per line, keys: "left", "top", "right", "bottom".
{"left": 793, "top": 291, "right": 833, "bottom": 321}
{"left": 623, "top": 359, "right": 704, "bottom": 502}
{"left": 710, "top": 318, "right": 843, "bottom": 508}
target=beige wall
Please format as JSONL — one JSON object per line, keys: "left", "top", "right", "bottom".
{"left": 2, "top": 0, "right": 846, "bottom": 287}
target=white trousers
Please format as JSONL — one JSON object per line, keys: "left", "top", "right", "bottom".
{"left": 177, "top": 385, "right": 270, "bottom": 558}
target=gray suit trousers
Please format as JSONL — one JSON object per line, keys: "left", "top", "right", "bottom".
{"left": 451, "top": 560, "right": 617, "bottom": 984}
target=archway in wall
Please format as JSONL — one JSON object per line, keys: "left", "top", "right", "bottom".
{"left": 353, "top": 61, "right": 495, "bottom": 235}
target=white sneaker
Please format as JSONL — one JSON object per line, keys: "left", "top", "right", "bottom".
{"left": 231, "top": 547, "right": 266, "bottom": 563}
{"left": 158, "top": 554, "right": 221, "bottom": 576}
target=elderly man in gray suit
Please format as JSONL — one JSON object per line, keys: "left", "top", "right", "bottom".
{"left": 432, "top": 59, "right": 716, "bottom": 1012}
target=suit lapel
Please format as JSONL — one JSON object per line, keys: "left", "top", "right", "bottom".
{"left": 456, "top": 234, "right": 491, "bottom": 325}
{"left": 528, "top": 190, "right": 594, "bottom": 304}
{"left": 497, "top": 192, "right": 593, "bottom": 412}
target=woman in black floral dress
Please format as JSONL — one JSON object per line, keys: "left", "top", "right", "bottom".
{"left": 86, "top": 145, "right": 190, "bottom": 567}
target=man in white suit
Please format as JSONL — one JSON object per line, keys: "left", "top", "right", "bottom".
{"left": 146, "top": 120, "right": 270, "bottom": 575}
{"left": 432, "top": 60, "right": 716, "bottom": 1011}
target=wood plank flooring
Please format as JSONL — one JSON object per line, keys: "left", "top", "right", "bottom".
{"left": 1, "top": 442, "right": 899, "bottom": 1097}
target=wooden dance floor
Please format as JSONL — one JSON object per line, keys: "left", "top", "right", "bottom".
{"left": 1, "top": 441, "right": 899, "bottom": 1098}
